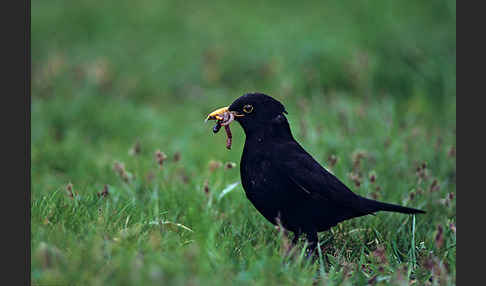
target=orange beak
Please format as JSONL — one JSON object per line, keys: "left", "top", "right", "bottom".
{"left": 205, "top": 106, "right": 229, "bottom": 122}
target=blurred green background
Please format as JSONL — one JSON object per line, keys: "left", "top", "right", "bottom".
{"left": 32, "top": 0, "right": 456, "bottom": 285}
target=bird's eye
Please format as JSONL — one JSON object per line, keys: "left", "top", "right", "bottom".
{"left": 243, "top": 104, "right": 254, "bottom": 114}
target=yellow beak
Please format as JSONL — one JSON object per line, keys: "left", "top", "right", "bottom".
{"left": 205, "top": 106, "right": 229, "bottom": 122}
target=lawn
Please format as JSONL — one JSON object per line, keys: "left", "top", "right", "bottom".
{"left": 31, "top": 0, "right": 456, "bottom": 285}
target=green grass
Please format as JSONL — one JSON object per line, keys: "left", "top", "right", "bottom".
{"left": 32, "top": 0, "right": 456, "bottom": 285}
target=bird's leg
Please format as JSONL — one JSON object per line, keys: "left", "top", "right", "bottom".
{"left": 305, "top": 230, "right": 318, "bottom": 258}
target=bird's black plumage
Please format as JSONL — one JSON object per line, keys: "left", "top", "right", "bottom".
{"left": 226, "top": 93, "right": 425, "bottom": 251}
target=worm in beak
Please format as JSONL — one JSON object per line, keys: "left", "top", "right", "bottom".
{"left": 206, "top": 107, "right": 237, "bottom": 149}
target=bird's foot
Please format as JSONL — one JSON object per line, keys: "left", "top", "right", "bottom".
{"left": 305, "top": 243, "right": 317, "bottom": 256}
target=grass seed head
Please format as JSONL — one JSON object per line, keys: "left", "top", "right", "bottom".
{"left": 371, "top": 189, "right": 380, "bottom": 200}
{"left": 416, "top": 162, "right": 429, "bottom": 182}
{"left": 441, "top": 192, "right": 455, "bottom": 207}
{"left": 208, "top": 160, "right": 222, "bottom": 172}
{"left": 224, "top": 162, "right": 237, "bottom": 170}
{"left": 173, "top": 151, "right": 181, "bottom": 162}
{"left": 349, "top": 172, "right": 362, "bottom": 188}
{"left": 65, "top": 182, "right": 74, "bottom": 199}
{"left": 369, "top": 171, "right": 377, "bottom": 183}
{"left": 113, "top": 161, "right": 124, "bottom": 173}
{"left": 435, "top": 224, "right": 444, "bottom": 249}
{"left": 328, "top": 154, "right": 338, "bottom": 168}
{"left": 448, "top": 192, "right": 454, "bottom": 200}
{"left": 155, "top": 150, "right": 168, "bottom": 168}
{"left": 448, "top": 146, "right": 456, "bottom": 158}
{"left": 409, "top": 191, "right": 416, "bottom": 201}
{"left": 449, "top": 223, "right": 456, "bottom": 234}
{"left": 129, "top": 140, "right": 141, "bottom": 156}
{"left": 203, "top": 179, "right": 210, "bottom": 195}
{"left": 97, "top": 184, "right": 109, "bottom": 198}
{"left": 429, "top": 179, "right": 440, "bottom": 192}
{"left": 351, "top": 150, "right": 367, "bottom": 171}
{"left": 113, "top": 161, "right": 132, "bottom": 182}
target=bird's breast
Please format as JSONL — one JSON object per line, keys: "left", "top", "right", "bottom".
{"left": 239, "top": 139, "right": 308, "bottom": 229}
{"left": 240, "top": 140, "right": 287, "bottom": 200}
{"left": 240, "top": 152, "right": 271, "bottom": 194}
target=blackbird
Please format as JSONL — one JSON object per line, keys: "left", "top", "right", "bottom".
{"left": 206, "top": 92, "right": 425, "bottom": 252}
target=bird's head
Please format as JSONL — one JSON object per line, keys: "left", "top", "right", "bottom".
{"left": 206, "top": 93, "right": 288, "bottom": 137}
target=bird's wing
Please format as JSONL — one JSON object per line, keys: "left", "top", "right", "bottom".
{"left": 274, "top": 141, "right": 362, "bottom": 208}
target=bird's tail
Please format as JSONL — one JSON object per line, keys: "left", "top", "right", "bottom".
{"left": 363, "top": 198, "right": 425, "bottom": 214}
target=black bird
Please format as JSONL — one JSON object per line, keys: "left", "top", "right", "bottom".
{"left": 206, "top": 93, "right": 425, "bottom": 252}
